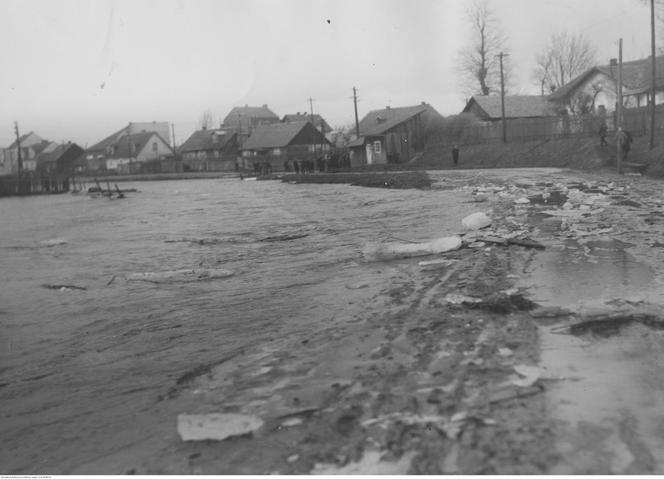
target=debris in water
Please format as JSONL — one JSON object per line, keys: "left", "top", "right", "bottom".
{"left": 41, "top": 284, "right": 87, "bottom": 291}
{"left": 362, "top": 235, "right": 462, "bottom": 261}
{"left": 260, "top": 233, "right": 309, "bottom": 242}
{"left": 462, "top": 212, "right": 492, "bottom": 230}
{"left": 512, "top": 365, "right": 542, "bottom": 387}
{"left": 126, "top": 268, "right": 234, "bottom": 283}
{"left": 281, "top": 417, "right": 304, "bottom": 427}
{"left": 444, "top": 293, "right": 482, "bottom": 305}
{"left": 39, "top": 238, "right": 68, "bottom": 247}
{"left": 312, "top": 450, "right": 415, "bottom": 475}
{"left": 177, "top": 413, "right": 263, "bottom": 441}
{"left": 514, "top": 197, "right": 530, "bottom": 204}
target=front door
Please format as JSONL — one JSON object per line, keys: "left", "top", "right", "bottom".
{"left": 365, "top": 144, "right": 374, "bottom": 165}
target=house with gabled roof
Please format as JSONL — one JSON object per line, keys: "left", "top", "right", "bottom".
{"left": 348, "top": 102, "right": 442, "bottom": 167}
{"left": 178, "top": 127, "right": 239, "bottom": 171}
{"left": 222, "top": 104, "right": 280, "bottom": 142}
{"left": 282, "top": 112, "right": 333, "bottom": 137}
{"left": 241, "top": 121, "right": 330, "bottom": 170}
{"left": 463, "top": 95, "right": 559, "bottom": 121}
{"left": 0, "top": 131, "right": 46, "bottom": 176}
{"left": 86, "top": 122, "right": 174, "bottom": 173}
{"left": 548, "top": 55, "right": 664, "bottom": 115}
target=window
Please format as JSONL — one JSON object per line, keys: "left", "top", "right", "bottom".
{"left": 272, "top": 148, "right": 281, "bottom": 156}
{"left": 373, "top": 141, "right": 382, "bottom": 153}
{"left": 152, "top": 142, "right": 158, "bottom": 152}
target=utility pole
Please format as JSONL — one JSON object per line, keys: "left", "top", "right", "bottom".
{"left": 650, "top": 0, "right": 656, "bottom": 150}
{"left": 171, "top": 123, "right": 177, "bottom": 151}
{"left": 497, "top": 52, "right": 508, "bottom": 143}
{"left": 617, "top": 38, "right": 624, "bottom": 174}
{"left": 14, "top": 122, "right": 22, "bottom": 194}
{"left": 352, "top": 87, "right": 360, "bottom": 138}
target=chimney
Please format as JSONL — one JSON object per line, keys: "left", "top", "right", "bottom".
{"left": 262, "top": 104, "right": 268, "bottom": 108}
{"left": 386, "top": 106, "right": 391, "bottom": 110}
{"left": 421, "top": 101, "right": 427, "bottom": 105}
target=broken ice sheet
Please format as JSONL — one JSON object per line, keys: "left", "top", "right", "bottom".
{"left": 177, "top": 413, "right": 263, "bottom": 441}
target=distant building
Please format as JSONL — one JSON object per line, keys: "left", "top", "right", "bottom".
{"left": 86, "top": 122, "right": 174, "bottom": 173}
{"left": 221, "top": 105, "right": 280, "bottom": 143}
{"left": 282, "top": 112, "right": 333, "bottom": 139}
{"left": 0, "top": 131, "right": 46, "bottom": 176}
{"left": 548, "top": 55, "right": 664, "bottom": 114}
{"left": 241, "top": 121, "right": 330, "bottom": 170}
{"left": 462, "top": 95, "right": 559, "bottom": 121}
{"left": 348, "top": 102, "right": 442, "bottom": 167}
{"left": 178, "top": 127, "right": 239, "bottom": 171}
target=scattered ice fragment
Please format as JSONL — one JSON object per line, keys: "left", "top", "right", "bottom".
{"left": 462, "top": 212, "right": 492, "bottom": 230}
{"left": 127, "top": 268, "right": 234, "bottom": 283}
{"left": 177, "top": 413, "right": 263, "bottom": 441}
{"left": 362, "top": 235, "right": 462, "bottom": 261}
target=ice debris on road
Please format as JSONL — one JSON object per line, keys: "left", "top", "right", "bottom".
{"left": 177, "top": 413, "right": 263, "bottom": 441}
{"left": 126, "top": 268, "right": 234, "bottom": 283}
{"left": 362, "top": 235, "right": 462, "bottom": 261}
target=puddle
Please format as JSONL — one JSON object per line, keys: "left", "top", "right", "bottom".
{"left": 524, "top": 231, "right": 664, "bottom": 472}
{"left": 521, "top": 237, "right": 659, "bottom": 310}
{"left": 540, "top": 323, "right": 664, "bottom": 473}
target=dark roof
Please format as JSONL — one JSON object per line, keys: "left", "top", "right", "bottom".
{"left": 35, "top": 143, "right": 84, "bottom": 165}
{"left": 282, "top": 113, "right": 332, "bottom": 133}
{"left": 87, "top": 125, "right": 130, "bottom": 153}
{"left": 109, "top": 132, "right": 162, "bottom": 158}
{"left": 463, "top": 95, "right": 558, "bottom": 119}
{"left": 178, "top": 128, "right": 236, "bottom": 153}
{"left": 223, "top": 105, "right": 279, "bottom": 125}
{"left": 358, "top": 104, "right": 431, "bottom": 135}
{"left": 549, "top": 55, "right": 664, "bottom": 100}
{"left": 242, "top": 121, "right": 322, "bottom": 149}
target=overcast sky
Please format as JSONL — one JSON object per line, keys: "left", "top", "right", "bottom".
{"left": 0, "top": 0, "right": 654, "bottom": 147}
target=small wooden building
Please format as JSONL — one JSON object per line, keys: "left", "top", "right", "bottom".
{"left": 178, "top": 128, "right": 239, "bottom": 171}
{"left": 241, "top": 121, "right": 330, "bottom": 171}
{"left": 348, "top": 103, "right": 442, "bottom": 167}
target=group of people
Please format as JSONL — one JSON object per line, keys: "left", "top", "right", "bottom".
{"left": 599, "top": 122, "right": 633, "bottom": 161}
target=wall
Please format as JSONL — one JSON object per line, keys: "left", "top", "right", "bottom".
{"left": 135, "top": 134, "right": 174, "bottom": 162}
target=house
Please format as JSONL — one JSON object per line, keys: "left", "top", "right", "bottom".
{"left": 178, "top": 127, "right": 239, "bottom": 172}
{"left": 462, "top": 95, "right": 559, "bottom": 121}
{"left": 282, "top": 112, "right": 333, "bottom": 139}
{"left": 548, "top": 55, "right": 664, "bottom": 115}
{"left": 86, "top": 122, "right": 174, "bottom": 173}
{"left": 222, "top": 105, "right": 280, "bottom": 143}
{"left": 241, "top": 121, "right": 330, "bottom": 170}
{"left": 348, "top": 102, "right": 442, "bottom": 167}
{"left": 0, "top": 131, "right": 46, "bottom": 176}
{"left": 33, "top": 142, "right": 85, "bottom": 191}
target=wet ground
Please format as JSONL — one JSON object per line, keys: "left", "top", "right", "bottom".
{"left": 4, "top": 168, "right": 664, "bottom": 473}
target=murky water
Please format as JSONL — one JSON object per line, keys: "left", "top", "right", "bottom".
{"left": 0, "top": 175, "right": 475, "bottom": 473}
{"left": 523, "top": 212, "right": 664, "bottom": 473}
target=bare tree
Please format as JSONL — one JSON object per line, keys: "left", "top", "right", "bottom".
{"left": 199, "top": 109, "right": 216, "bottom": 130}
{"left": 535, "top": 31, "right": 597, "bottom": 92}
{"left": 458, "top": 0, "right": 512, "bottom": 97}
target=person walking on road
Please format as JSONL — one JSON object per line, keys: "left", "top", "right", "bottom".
{"left": 599, "top": 122, "right": 608, "bottom": 147}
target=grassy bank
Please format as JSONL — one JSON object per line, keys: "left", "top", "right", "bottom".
{"left": 281, "top": 171, "right": 433, "bottom": 189}
{"left": 416, "top": 133, "right": 664, "bottom": 177}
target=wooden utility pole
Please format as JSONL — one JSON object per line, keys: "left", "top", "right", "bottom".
{"left": 497, "top": 52, "right": 508, "bottom": 143}
{"left": 14, "top": 122, "right": 22, "bottom": 194}
{"left": 617, "top": 38, "right": 624, "bottom": 174}
{"left": 352, "top": 87, "right": 360, "bottom": 138}
{"left": 650, "top": 0, "right": 656, "bottom": 150}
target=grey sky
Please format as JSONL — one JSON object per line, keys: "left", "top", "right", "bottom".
{"left": 0, "top": 0, "right": 653, "bottom": 147}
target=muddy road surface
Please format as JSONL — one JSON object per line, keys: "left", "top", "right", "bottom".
{"left": 3, "top": 168, "right": 664, "bottom": 474}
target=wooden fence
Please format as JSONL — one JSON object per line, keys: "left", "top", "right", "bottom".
{"left": 428, "top": 106, "right": 664, "bottom": 148}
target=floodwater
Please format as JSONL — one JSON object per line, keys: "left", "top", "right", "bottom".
{"left": 524, "top": 215, "right": 664, "bottom": 473}
{"left": 0, "top": 175, "right": 474, "bottom": 474}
